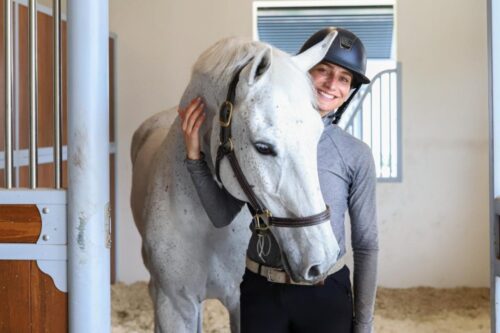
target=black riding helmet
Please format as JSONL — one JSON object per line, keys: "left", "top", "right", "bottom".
{"left": 299, "top": 27, "right": 370, "bottom": 123}
{"left": 299, "top": 27, "right": 370, "bottom": 88}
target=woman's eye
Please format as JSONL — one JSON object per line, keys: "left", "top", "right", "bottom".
{"left": 314, "top": 67, "right": 327, "bottom": 74}
{"left": 340, "top": 76, "right": 352, "bottom": 84}
{"left": 254, "top": 142, "right": 277, "bottom": 156}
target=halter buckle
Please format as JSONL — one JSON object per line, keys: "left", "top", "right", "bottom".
{"left": 219, "top": 101, "right": 233, "bottom": 128}
{"left": 220, "top": 138, "right": 234, "bottom": 153}
{"left": 253, "top": 209, "right": 272, "bottom": 231}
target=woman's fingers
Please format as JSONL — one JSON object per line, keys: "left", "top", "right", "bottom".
{"left": 179, "top": 97, "right": 201, "bottom": 122}
{"left": 183, "top": 102, "right": 205, "bottom": 135}
{"left": 178, "top": 97, "right": 206, "bottom": 160}
{"left": 192, "top": 110, "right": 206, "bottom": 131}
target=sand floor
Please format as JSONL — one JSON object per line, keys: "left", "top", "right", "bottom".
{"left": 111, "top": 282, "right": 490, "bottom": 333}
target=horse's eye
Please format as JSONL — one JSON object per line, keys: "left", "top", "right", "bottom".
{"left": 254, "top": 142, "right": 277, "bottom": 156}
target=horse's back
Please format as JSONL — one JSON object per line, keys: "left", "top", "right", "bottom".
{"left": 131, "top": 108, "right": 177, "bottom": 164}
{"left": 130, "top": 107, "right": 178, "bottom": 234}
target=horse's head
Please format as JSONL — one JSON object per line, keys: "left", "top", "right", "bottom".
{"left": 208, "top": 33, "right": 341, "bottom": 283}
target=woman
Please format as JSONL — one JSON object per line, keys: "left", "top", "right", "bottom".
{"left": 180, "top": 27, "right": 378, "bottom": 333}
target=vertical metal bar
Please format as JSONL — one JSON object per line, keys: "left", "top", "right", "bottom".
{"left": 389, "top": 72, "right": 393, "bottom": 177}
{"left": 379, "top": 75, "right": 383, "bottom": 176}
{"left": 370, "top": 91, "right": 373, "bottom": 149}
{"left": 14, "top": 1, "right": 20, "bottom": 186}
{"left": 360, "top": 97, "right": 364, "bottom": 143}
{"left": 4, "top": 0, "right": 13, "bottom": 188}
{"left": 397, "top": 64, "right": 403, "bottom": 181}
{"left": 29, "top": 0, "right": 38, "bottom": 189}
{"left": 68, "top": 1, "right": 110, "bottom": 331}
{"left": 489, "top": 0, "right": 500, "bottom": 331}
{"left": 53, "top": 0, "right": 62, "bottom": 188}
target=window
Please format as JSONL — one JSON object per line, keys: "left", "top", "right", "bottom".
{"left": 253, "top": 1, "right": 401, "bottom": 181}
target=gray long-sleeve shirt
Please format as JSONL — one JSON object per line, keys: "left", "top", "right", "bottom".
{"left": 186, "top": 115, "right": 378, "bottom": 333}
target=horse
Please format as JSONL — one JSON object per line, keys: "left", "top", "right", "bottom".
{"left": 130, "top": 33, "right": 341, "bottom": 333}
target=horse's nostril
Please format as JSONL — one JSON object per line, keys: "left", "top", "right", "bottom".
{"left": 307, "top": 264, "right": 322, "bottom": 278}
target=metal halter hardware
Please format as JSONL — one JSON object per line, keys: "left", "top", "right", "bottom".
{"left": 214, "top": 63, "right": 331, "bottom": 229}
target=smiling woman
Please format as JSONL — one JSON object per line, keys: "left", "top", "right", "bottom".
{"left": 310, "top": 62, "right": 353, "bottom": 116}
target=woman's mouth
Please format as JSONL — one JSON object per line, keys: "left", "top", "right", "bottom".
{"left": 317, "top": 90, "right": 336, "bottom": 100}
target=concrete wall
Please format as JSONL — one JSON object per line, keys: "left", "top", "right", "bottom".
{"left": 107, "top": 0, "right": 490, "bottom": 287}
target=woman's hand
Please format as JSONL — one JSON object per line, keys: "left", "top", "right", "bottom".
{"left": 178, "top": 97, "right": 206, "bottom": 160}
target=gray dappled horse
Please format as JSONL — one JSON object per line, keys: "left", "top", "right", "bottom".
{"left": 130, "top": 34, "right": 340, "bottom": 333}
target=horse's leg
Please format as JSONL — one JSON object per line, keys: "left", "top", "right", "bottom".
{"left": 197, "top": 309, "right": 203, "bottom": 333}
{"left": 151, "top": 279, "right": 201, "bottom": 333}
{"left": 224, "top": 292, "right": 241, "bottom": 333}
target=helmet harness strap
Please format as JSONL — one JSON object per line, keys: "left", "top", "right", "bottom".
{"left": 331, "top": 85, "right": 360, "bottom": 125}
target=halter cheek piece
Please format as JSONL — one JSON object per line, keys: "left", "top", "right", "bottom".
{"left": 215, "top": 63, "right": 331, "bottom": 230}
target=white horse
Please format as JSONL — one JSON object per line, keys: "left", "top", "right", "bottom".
{"left": 130, "top": 34, "right": 340, "bottom": 333}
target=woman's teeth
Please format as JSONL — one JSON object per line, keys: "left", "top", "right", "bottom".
{"left": 318, "top": 90, "right": 335, "bottom": 100}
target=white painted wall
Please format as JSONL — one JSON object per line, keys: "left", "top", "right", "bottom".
{"left": 107, "top": 0, "right": 490, "bottom": 287}
{"left": 378, "top": 0, "right": 489, "bottom": 287}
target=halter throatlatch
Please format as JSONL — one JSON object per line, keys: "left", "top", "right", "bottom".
{"left": 215, "top": 63, "right": 331, "bottom": 230}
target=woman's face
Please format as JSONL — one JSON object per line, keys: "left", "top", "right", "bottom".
{"left": 309, "top": 62, "right": 353, "bottom": 116}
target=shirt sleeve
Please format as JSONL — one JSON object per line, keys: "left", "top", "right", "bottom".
{"left": 349, "top": 147, "right": 379, "bottom": 333}
{"left": 185, "top": 155, "right": 246, "bottom": 228}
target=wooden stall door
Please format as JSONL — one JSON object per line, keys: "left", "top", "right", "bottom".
{"left": 0, "top": 1, "right": 117, "bottom": 331}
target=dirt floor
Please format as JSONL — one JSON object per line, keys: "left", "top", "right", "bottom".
{"left": 111, "top": 282, "right": 490, "bottom": 333}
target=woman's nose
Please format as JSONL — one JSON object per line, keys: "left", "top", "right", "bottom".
{"left": 323, "top": 76, "right": 338, "bottom": 90}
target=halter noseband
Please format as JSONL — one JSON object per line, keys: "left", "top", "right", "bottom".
{"left": 215, "top": 63, "right": 331, "bottom": 229}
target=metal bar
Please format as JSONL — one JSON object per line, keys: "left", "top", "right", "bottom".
{"left": 4, "top": 0, "right": 13, "bottom": 188}
{"left": 489, "top": 0, "right": 500, "bottom": 331}
{"left": 370, "top": 91, "right": 373, "bottom": 148}
{"left": 14, "top": 1, "right": 20, "bottom": 187}
{"left": 0, "top": 143, "right": 115, "bottom": 169}
{"left": 68, "top": 1, "right": 111, "bottom": 331}
{"left": 359, "top": 96, "right": 364, "bottom": 141}
{"left": 29, "top": 0, "right": 38, "bottom": 189}
{"left": 388, "top": 72, "right": 393, "bottom": 177}
{"left": 53, "top": 0, "right": 62, "bottom": 188}
{"left": 0, "top": 188, "right": 66, "bottom": 204}
{"left": 397, "top": 63, "right": 403, "bottom": 181}
{"left": 379, "top": 75, "right": 383, "bottom": 175}
{"left": 0, "top": 244, "right": 67, "bottom": 260}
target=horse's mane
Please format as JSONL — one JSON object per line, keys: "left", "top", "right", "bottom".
{"left": 190, "top": 36, "right": 317, "bottom": 111}
{"left": 193, "top": 37, "right": 266, "bottom": 81}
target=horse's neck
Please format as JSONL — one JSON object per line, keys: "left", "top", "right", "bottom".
{"left": 179, "top": 72, "right": 233, "bottom": 169}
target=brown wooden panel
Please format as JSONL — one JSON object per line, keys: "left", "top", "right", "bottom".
{"left": 0, "top": 261, "right": 31, "bottom": 333}
{"left": 19, "top": 165, "right": 29, "bottom": 187}
{"left": 30, "top": 261, "right": 68, "bottom": 333}
{"left": 18, "top": 5, "right": 29, "bottom": 151}
{"left": 0, "top": 204, "right": 41, "bottom": 243}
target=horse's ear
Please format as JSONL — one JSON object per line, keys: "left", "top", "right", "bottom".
{"left": 291, "top": 31, "right": 338, "bottom": 72}
{"left": 246, "top": 47, "right": 272, "bottom": 86}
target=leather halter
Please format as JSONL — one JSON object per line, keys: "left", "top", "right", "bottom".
{"left": 214, "top": 63, "right": 330, "bottom": 229}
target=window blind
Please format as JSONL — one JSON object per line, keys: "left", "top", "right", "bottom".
{"left": 257, "top": 6, "right": 394, "bottom": 59}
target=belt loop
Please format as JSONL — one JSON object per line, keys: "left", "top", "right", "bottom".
{"left": 258, "top": 262, "right": 262, "bottom": 275}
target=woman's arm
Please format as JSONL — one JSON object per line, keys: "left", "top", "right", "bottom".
{"left": 349, "top": 147, "right": 379, "bottom": 333}
{"left": 180, "top": 98, "right": 245, "bottom": 228}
